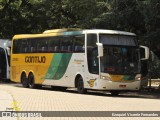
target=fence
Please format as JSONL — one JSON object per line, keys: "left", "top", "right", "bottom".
{"left": 148, "top": 53, "right": 160, "bottom": 89}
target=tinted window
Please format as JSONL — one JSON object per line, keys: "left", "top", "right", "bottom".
{"left": 12, "top": 35, "right": 84, "bottom": 54}
{"left": 61, "top": 36, "right": 73, "bottom": 52}
{"left": 87, "top": 34, "right": 99, "bottom": 74}
{"left": 48, "top": 37, "right": 61, "bottom": 52}
{"left": 73, "top": 35, "right": 85, "bottom": 53}
{"left": 0, "top": 48, "right": 6, "bottom": 66}
{"left": 100, "top": 34, "right": 137, "bottom": 46}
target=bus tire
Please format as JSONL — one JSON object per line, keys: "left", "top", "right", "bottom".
{"left": 28, "top": 73, "right": 36, "bottom": 89}
{"left": 21, "top": 73, "right": 29, "bottom": 88}
{"left": 28, "top": 73, "right": 42, "bottom": 89}
{"left": 110, "top": 91, "right": 120, "bottom": 96}
{"left": 77, "top": 77, "right": 87, "bottom": 94}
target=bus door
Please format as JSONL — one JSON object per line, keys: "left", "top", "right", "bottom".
{"left": 86, "top": 33, "right": 99, "bottom": 88}
{"left": 0, "top": 47, "right": 7, "bottom": 80}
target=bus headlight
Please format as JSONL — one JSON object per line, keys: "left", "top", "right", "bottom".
{"left": 135, "top": 77, "right": 141, "bottom": 81}
{"left": 100, "top": 75, "right": 111, "bottom": 81}
{"left": 101, "top": 76, "right": 106, "bottom": 80}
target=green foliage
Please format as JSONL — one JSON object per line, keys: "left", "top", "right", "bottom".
{"left": 150, "top": 53, "right": 160, "bottom": 78}
{"left": 61, "top": 0, "right": 97, "bottom": 28}
{"left": 138, "top": 0, "right": 160, "bottom": 57}
{"left": 0, "top": 0, "right": 159, "bottom": 58}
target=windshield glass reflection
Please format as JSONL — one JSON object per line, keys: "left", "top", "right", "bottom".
{"left": 101, "top": 46, "right": 140, "bottom": 75}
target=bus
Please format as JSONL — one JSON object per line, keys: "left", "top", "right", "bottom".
{"left": 10, "top": 29, "right": 149, "bottom": 95}
{"left": 0, "top": 39, "right": 11, "bottom": 81}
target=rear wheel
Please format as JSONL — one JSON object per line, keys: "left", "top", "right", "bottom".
{"left": 28, "top": 73, "right": 36, "bottom": 88}
{"left": 28, "top": 73, "right": 42, "bottom": 89}
{"left": 21, "top": 73, "right": 29, "bottom": 88}
{"left": 77, "top": 77, "right": 87, "bottom": 94}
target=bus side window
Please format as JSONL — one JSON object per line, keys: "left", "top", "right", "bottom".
{"left": 24, "top": 47, "right": 27, "bottom": 53}
{"left": 42, "top": 46, "right": 47, "bottom": 52}
{"left": 31, "top": 47, "right": 36, "bottom": 52}
{"left": 61, "top": 46, "right": 67, "bottom": 51}
{"left": 60, "top": 36, "right": 73, "bottom": 53}
{"left": 13, "top": 40, "right": 20, "bottom": 54}
{"left": 48, "top": 37, "right": 61, "bottom": 53}
{"left": 75, "top": 46, "right": 83, "bottom": 52}
{"left": 48, "top": 47, "right": 54, "bottom": 52}
{"left": 54, "top": 46, "right": 59, "bottom": 52}
{"left": 67, "top": 46, "right": 72, "bottom": 52}
{"left": 73, "top": 35, "right": 84, "bottom": 53}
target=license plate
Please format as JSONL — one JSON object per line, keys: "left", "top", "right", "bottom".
{"left": 119, "top": 85, "right": 126, "bottom": 88}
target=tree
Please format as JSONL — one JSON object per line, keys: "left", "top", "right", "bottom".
{"left": 61, "top": 0, "right": 97, "bottom": 28}
{"left": 138, "top": 0, "right": 160, "bottom": 58}
{"left": 0, "top": 0, "right": 22, "bottom": 38}
{"left": 0, "top": 0, "right": 159, "bottom": 58}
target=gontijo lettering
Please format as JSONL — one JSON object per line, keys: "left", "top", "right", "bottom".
{"left": 25, "top": 56, "right": 46, "bottom": 63}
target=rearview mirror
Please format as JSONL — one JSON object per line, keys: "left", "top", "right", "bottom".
{"left": 96, "top": 43, "right": 103, "bottom": 57}
{"left": 140, "top": 46, "right": 149, "bottom": 60}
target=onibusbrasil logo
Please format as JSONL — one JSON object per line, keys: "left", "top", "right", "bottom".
{"left": 1, "top": 100, "right": 20, "bottom": 117}
{"left": 1, "top": 100, "right": 42, "bottom": 118}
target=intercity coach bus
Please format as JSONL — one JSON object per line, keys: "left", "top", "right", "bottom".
{"left": 10, "top": 29, "right": 149, "bottom": 95}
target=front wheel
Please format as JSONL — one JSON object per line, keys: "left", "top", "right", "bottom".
{"left": 77, "top": 77, "right": 87, "bottom": 94}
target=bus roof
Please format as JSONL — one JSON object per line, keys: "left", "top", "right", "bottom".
{"left": 13, "top": 33, "right": 60, "bottom": 39}
{"left": 43, "top": 28, "right": 82, "bottom": 34}
{"left": 43, "top": 29, "right": 136, "bottom": 36}
{"left": 13, "top": 29, "right": 136, "bottom": 40}
{"left": 84, "top": 29, "right": 136, "bottom": 36}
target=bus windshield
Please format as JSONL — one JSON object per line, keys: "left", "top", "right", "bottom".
{"left": 99, "top": 34, "right": 140, "bottom": 75}
{"left": 101, "top": 46, "right": 140, "bottom": 75}
{"left": 99, "top": 34, "right": 137, "bottom": 46}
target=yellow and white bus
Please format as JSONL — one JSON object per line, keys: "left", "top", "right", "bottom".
{"left": 10, "top": 29, "right": 149, "bottom": 95}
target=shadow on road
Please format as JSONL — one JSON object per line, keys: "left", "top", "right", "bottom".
{"left": 1, "top": 82, "right": 160, "bottom": 100}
